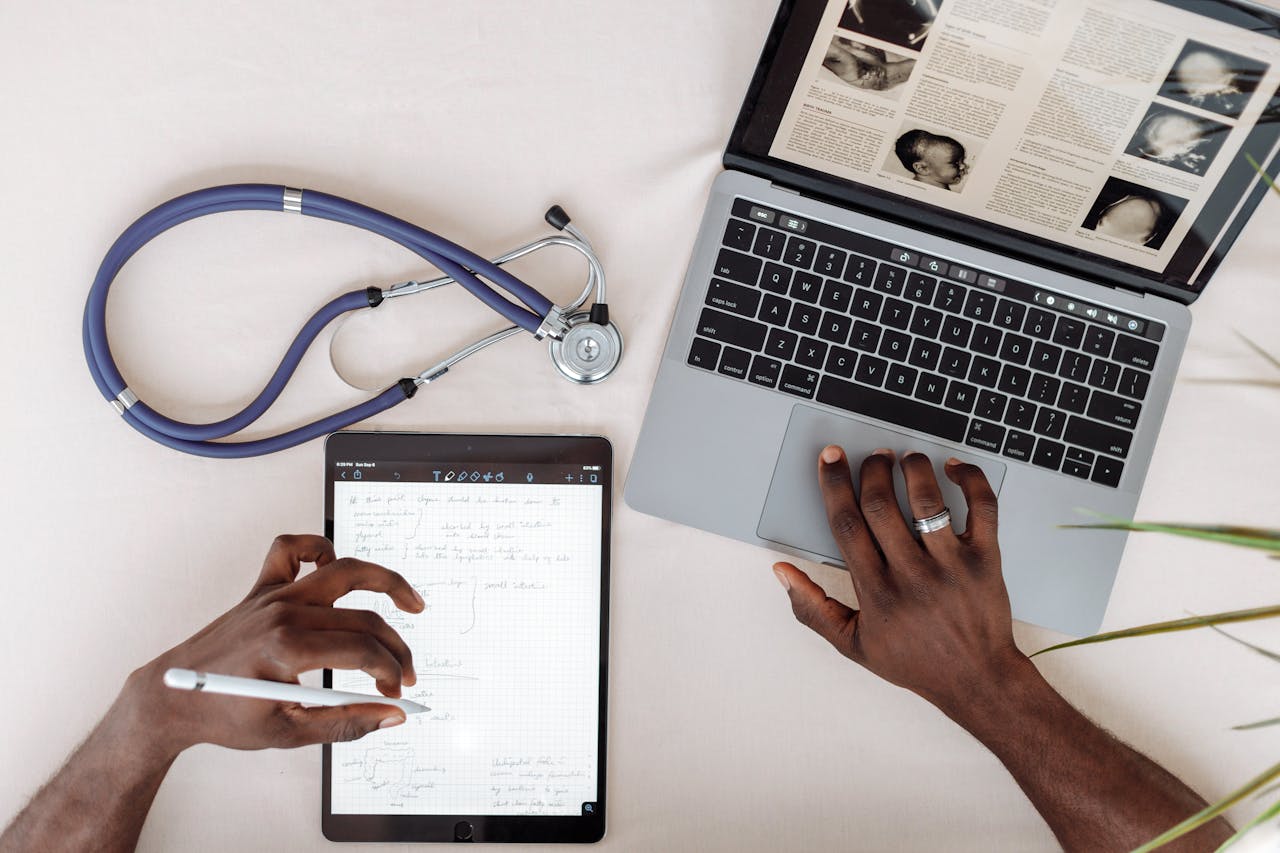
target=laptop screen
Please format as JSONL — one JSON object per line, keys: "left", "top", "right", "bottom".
{"left": 728, "top": 0, "right": 1280, "bottom": 298}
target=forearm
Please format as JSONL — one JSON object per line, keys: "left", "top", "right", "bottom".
{"left": 941, "top": 658, "right": 1232, "bottom": 853}
{"left": 0, "top": 668, "right": 180, "bottom": 853}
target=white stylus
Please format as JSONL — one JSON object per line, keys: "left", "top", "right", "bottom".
{"left": 163, "top": 668, "right": 429, "bottom": 715}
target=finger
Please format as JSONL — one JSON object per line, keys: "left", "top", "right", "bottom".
{"left": 898, "top": 452, "right": 959, "bottom": 557}
{"left": 772, "top": 562, "right": 859, "bottom": 659}
{"left": 263, "top": 628, "right": 406, "bottom": 697}
{"left": 280, "top": 605, "right": 416, "bottom": 686}
{"left": 944, "top": 457, "right": 1000, "bottom": 552}
{"left": 286, "top": 558, "right": 425, "bottom": 613}
{"left": 816, "top": 445, "right": 888, "bottom": 601}
{"left": 252, "top": 535, "right": 337, "bottom": 594}
{"left": 857, "top": 450, "right": 922, "bottom": 565}
{"left": 279, "top": 703, "right": 406, "bottom": 747}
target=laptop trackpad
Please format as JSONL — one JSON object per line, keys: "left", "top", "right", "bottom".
{"left": 757, "top": 405, "right": 1007, "bottom": 562}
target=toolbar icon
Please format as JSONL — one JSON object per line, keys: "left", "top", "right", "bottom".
{"left": 495, "top": 472, "right": 505, "bottom": 483}
{"left": 457, "top": 470, "right": 468, "bottom": 481}
{"left": 526, "top": 473, "right": 534, "bottom": 483}
{"left": 1085, "top": 307, "right": 1098, "bottom": 319}
{"left": 445, "top": 471, "right": 456, "bottom": 482}
{"left": 469, "top": 471, "right": 481, "bottom": 482}
{"left": 432, "top": 470, "right": 442, "bottom": 482}
{"left": 1105, "top": 313, "right": 1118, "bottom": 325}
{"left": 353, "top": 469, "right": 362, "bottom": 480}
{"left": 482, "top": 472, "right": 493, "bottom": 482}
{"left": 1127, "top": 319, "right": 1139, "bottom": 331}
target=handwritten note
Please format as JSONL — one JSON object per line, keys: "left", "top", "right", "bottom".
{"left": 329, "top": 479, "right": 602, "bottom": 817}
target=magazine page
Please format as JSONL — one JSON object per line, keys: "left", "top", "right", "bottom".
{"left": 767, "top": 0, "right": 1280, "bottom": 275}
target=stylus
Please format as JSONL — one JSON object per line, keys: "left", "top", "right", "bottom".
{"left": 163, "top": 668, "right": 430, "bottom": 715}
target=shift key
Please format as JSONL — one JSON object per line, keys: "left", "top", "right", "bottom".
{"left": 696, "top": 307, "right": 767, "bottom": 352}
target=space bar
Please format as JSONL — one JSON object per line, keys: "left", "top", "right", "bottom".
{"left": 815, "top": 377, "right": 968, "bottom": 443}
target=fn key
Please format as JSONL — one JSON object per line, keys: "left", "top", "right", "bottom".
{"left": 687, "top": 337, "right": 719, "bottom": 371}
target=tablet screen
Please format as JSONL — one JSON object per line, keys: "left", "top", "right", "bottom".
{"left": 322, "top": 433, "right": 609, "bottom": 840}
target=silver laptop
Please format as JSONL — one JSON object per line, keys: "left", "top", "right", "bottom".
{"left": 626, "top": 0, "right": 1280, "bottom": 635}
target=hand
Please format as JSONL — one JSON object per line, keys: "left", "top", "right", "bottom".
{"left": 772, "top": 447, "right": 1032, "bottom": 717}
{"left": 125, "top": 534, "right": 425, "bottom": 755}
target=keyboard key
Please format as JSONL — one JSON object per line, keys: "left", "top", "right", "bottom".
{"left": 886, "top": 363, "right": 918, "bottom": 396}
{"left": 968, "top": 356, "right": 1000, "bottom": 388}
{"left": 1060, "top": 352, "right": 1091, "bottom": 383}
{"left": 997, "top": 364, "right": 1030, "bottom": 397}
{"left": 962, "top": 290, "right": 997, "bottom": 322}
{"left": 780, "top": 364, "right": 819, "bottom": 399}
{"left": 934, "top": 282, "right": 966, "bottom": 313}
{"left": 915, "top": 372, "right": 947, "bottom": 404}
{"left": 748, "top": 354, "right": 781, "bottom": 388}
{"left": 975, "top": 390, "right": 1007, "bottom": 421}
{"left": 698, "top": 308, "right": 766, "bottom": 351}
{"left": 1005, "top": 400, "right": 1035, "bottom": 430}
{"left": 788, "top": 303, "right": 820, "bottom": 335}
{"left": 818, "top": 311, "right": 853, "bottom": 344}
{"left": 759, "top": 293, "right": 790, "bottom": 325}
{"left": 919, "top": 256, "right": 947, "bottom": 276}
{"left": 1064, "top": 416, "right": 1132, "bottom": 458}
{"left": 687, "top": 336, "right": 719, "bottom": 370}
{"left": 849, "top": 321, "right": 881, "bottom": 352}
{"left": 1087, "top": 359, "right": 1119, "bottom": 392}
{"left": 723, "top": 219, "right": 755, "bottom": 251}
{"left": 944, "top": 381, "right": 977, "bottom": 413}
{"left": 818, "top": 376, "right": 968, "bottom": 442}
{"left": 873, "top": 264, "right": 907, "bottom": 295}
{"left": 1027, "top": 373, "right": 1060, "bottom": 405}
{"left": 790, "top": 271, "right": 822, "bottom": 303}
{"left": 908, "top": 338, "right": 941, "bottom": 371}
{"left": 825, "top": 346, "right": 857, "bottom": 378}
{"left": 940, "top": 347, "right": 971, "bottom": 378}
{"left": 1002, "top": 430, "right": 1034, "bottom": 461}
{"left": 949, "top": 264, "right": 977, "bottom": 284}
{"left": 760, "top": 262, "right": 791, "bottom": 294}
{"left": 706, "top": 279, "right": 762, "bottom": 318}
{"left": 1058, "top": 381, "right": 1089, "bottom": 414}
{"left": 1030, "top": 341, "right": 1062, "bottom": 374}
{"left": 879, "top": 329, "right": 911, "bottom": 362}
{"left": 854, "top": 354, "right": 889, "bottom": 387}
{"left": 852, "top": 290, "right": 883, "bottom": 320}
{"left": 819, "top": 279, "right": 853, "bottom": 312}
{"left": 715, "top": 249, "right": 761, "bottom": 285}
{"left": 971, "top": 325, "right": 1002, "bottom": 356}
{"left": 785, "top": 236, "right": 816, "bottom": 269}
{"left": 1091, "top": 455, "right": 1125, "bottom": 487}
{"left": 765, "top": 327, "right": 798, "bottom": 361}
{"left": 1087, "top": 391, "right": 1141, "bottom": 428}
{"left": 718, "top": 345, "right": 751, "bottom": 379}
{"left": 1083, "top": 326, "right": 1115, "bottom": 358}
{"left": 905, "top": 273, "right": 937, "bottom": 304}
{"left": 1023, "top": 308, "right": 1054, "bottom": 340}
{"left": 994, "top": 300, "right": 1026, "bottom": 331}
{"left": 881, "top": 297, "right": 913, "bottom": 330}
{"left": 813, "top": 246, "right": 847, "bottom": 277}
{"left": 966, "top": 419, "right": 1006, "bottom": 453}
{"left": 1118, "top": 367, "right": 1151, "bottom": 400}
{"left": 795, "top": 337, "right": 828, "bottom": 369}
{"left": 999, "top": 333, "right": 1032, "bottom": 365}
{"left": 1033, "top": 407, "right": 1065, "bottom": 439}
{"left": 1062, "top": 458, "right": 1090, "bottom": 478}
{"left": 940, "top": 315, "right": 973, "bottom": 347}
{"left": 1112, "top": 334, "right": 1158, "bottom": 370}
{"left": 844, "top": 255, "right": 876, "bottom": 285}
{"left": 752, "top": 227, "right": 785, "bottom": 260}
{"left": 889, "top": 247, "right": 919, "bottom": 266}
{"left": 1032, "top": 438, "right": 1065, "bottom": 471}
{"left": 1052, "top": 317, "right": 1085, "bottom": 349}
{"left": 1065, "top": 446, "right": 1095, "bottom": 466}
{"left": 909, "top": 306, "right": 943, "bottom": 339}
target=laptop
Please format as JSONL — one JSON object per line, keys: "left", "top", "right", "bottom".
{"left": 626, "top": 0, "right": 1280, "bottom": 636}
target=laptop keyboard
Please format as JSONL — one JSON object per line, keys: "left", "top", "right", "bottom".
{"left": 686, "top": 198, "right": 1165, "bottom": 489}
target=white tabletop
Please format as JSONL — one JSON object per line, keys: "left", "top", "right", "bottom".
{"left": 3, "top": 2, "right": 1280, "bottom": 850}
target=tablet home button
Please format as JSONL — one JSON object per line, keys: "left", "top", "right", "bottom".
{"left": 454, "top": 820, "right": 473, "bottom": 842}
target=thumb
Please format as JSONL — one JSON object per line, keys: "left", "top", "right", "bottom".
{"left": 283, "top": 703, "right": 406, "bottom": 746}
{"left": 772, "top": 562, "right": 859, "bottom": 655}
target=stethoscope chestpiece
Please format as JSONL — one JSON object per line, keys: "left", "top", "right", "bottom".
{"left": 548, "top": 313, "right": 623, "bottom": 384}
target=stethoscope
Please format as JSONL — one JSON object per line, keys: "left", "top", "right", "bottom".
{"left": 82, "top": 184, "right": 622, "bottom": 458}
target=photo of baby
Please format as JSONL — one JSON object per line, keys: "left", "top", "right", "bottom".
{"left": 821, "top": 36, "right": 916, "bottom": 100}
{"left": 1158, "top": 39, "right": 1269, "bottom": 119}
{"left": 885, "top": 127, "right": 973, "bottom": 192}
{"left": 838, "top": 0, "right": 941, "bottom": 51}
{"left": 1123, "top": 104, "right": 1230, "bottom": 176}
{"left": 1080, "top": 177, "right": 1188, "bottom": 250}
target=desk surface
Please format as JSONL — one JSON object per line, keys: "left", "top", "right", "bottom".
{"left": 3, "top": 2, "right": 1280, "bottom": 850}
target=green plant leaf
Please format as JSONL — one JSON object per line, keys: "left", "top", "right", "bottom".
{"left": 1215, "top": 794, "right": 1280, "bottom": 851}
{"left": 1210, "top": 624, "right": 1280, "bottom": 665}
{"left": 1032, "top": 605, "right": 1280, "bottom": 657}
{"left": 1131, "top": 757, "right": 1280, "bottom": 852}
{"left": 1233, "top": 716, "right": 1280, "bottom": 732}
{"left": 1245, "top": 151, "right": 1280, "bottom": 197}
{"left": 1062, "top": 514, "right": 1280, "bottom": 553}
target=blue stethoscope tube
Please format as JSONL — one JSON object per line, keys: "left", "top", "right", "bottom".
{"left": 82, "top": 184, "right": 564, "bottom": 458}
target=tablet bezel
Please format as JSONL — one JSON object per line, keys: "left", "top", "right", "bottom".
{"left": 321, "top": 431, "right": 611, "bottom": 844}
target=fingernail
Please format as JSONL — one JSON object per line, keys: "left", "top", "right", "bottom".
{"left": 872, "top": 448, "right": 895, "bottom": 459}
{"left": 379, "top": 715, "right": 405, "bottom": 730}
{"left": 411, "top": 588, "right": 425, "bottom": 610}
{"left": 945, "top": 456, "right": 962, "bottom": 467}
{"left": 772, "top": 567, "right": 791, "bottom": 591}
{"left": 820, "top": 445, "right": 843, "bottom": 464}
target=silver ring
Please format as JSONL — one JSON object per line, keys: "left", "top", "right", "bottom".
{"left": 912, "top": 508, "right": 952, "bottom": 534}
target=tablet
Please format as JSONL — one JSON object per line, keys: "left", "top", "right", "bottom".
{"left": 322, "top": 432, "right": 611, "bottom": 843}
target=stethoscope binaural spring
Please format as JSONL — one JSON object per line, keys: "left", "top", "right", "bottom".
{"left": 82, "top": 184, "right": 622, "bottom": 458}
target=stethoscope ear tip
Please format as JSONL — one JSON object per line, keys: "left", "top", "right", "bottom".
{"left": 549, "top": 314, "right": 623, "bottom": 385}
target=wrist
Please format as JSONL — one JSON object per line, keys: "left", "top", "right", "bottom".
{"left": 109, "top": 662, "right": 192, "bottom": 764}
{"left": 929, "top": 650, "right": 1052, "bottom": 737}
